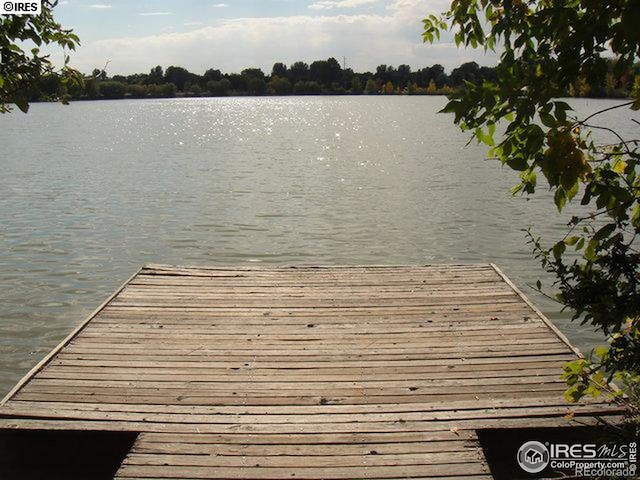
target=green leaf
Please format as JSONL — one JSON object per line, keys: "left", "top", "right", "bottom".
{"left": 488, "top": 122, "right": 496, "bottom": 138}
{"left": 554, "top": 188, "right": 567, "bottom": 212}
{"left": 564, "top": 385, "right": 585, "bottom": 403}
{"left": 475, "top": 127, "right": 494, "bottom": 146}
{"left": 589, "top": 387, "right": 602, "bottom": 398}
{"left": 506, "top": 157, "right": 528, "bottom": 171}
{"left": 565, "top": 181, "right": 579, "bottom": 202}
{"left": 593, "top": 224, "right": 616, "bottom": 242}
{"left": 612, "top": 160, "right": 627, "bottom": 174}
{"left": 584, "top": 239, "right": 598, "bottom": 261}
{"left": 553, "top": 101, "right": 572, "bottom": 113}
{"left": 540, "top": 112, "right": 556, "bottom": 128}
{"left": 593, "top": 346, "right": 608, "bottom": 358}
{"left": 553, "top": 241, "right": 566, "bottom": 260}
{"left": 14, "top": 97, "right": 29, "bottom": 113}
{"left": 564, "top": 236, "right": 580, "bottom": 246}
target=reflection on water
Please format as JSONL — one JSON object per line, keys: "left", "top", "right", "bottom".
{"left": 0, "top": 96, "right": 635, "bottom": 395}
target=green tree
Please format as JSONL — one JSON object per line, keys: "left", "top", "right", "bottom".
{"left": 83, "top": 76, "right": 99, "bottom": 98}
{"left": 310, "top": 58, "right": 342, "bottom": 87}
{"left": 396, "top": 64, "right": 412, "bottom": 88}
{"left": 449, "top": 61, "right": 481, "bottom": 86}
{"left": 0, "top": 0, "right": 81, "bottom": 112}
{"left": 424, "top": 1, "right": 640, "bottom": 412}
{"left": 289, "top": 61, "right": 309, "bottom": 83}
{"left": 293, "top": 81, "right": 322, "bottom": 94}
{"left": 92, "top": 68, "right": 107, "bottom": 81}
{"left": 36, "top": 73, "right": 63, "bottom": 100}
{"left": 241, "top": 68, "right": 265, "bottom": 80}
{"left": 407, "top": 82, "right": 420, "bottom": 95}
{"left": 164, "top": 66, "right": 195, "bottom": 91}
{"left": 605, "top": 73, "right": 618, "bottom": 97}
{"left": 159, "top": 83, "right": 177, "bottom": 97}
{"left": 98, "top": 81, "right": 126, "bottom": 99}
{"left": 271, "top": 62, "right": 288, "bottom": 78}
{"left": 206, "top": 79, "right": 231, "bottom": 96}
{"left": 375, "top": 64, "right": 390, "bottom": 83}
{"left": 383, "top": 81, "right": 395, "bottom": 95}
{"left": 147, "top": 65, "right": 164, "bottom": 84}
{"left": 203, "top": 68, "right": 222, "bottom": 83}
{"left": 350, "top": 77, "right": 363, "bottom": 95}
{"left": 426, "top": 79, "right": 437, "bottom": 95}
{"left": 148, "top": 82, "right": 176, "bottom": 98}
{"left": 127, "top": 84, "right": 148, "bottom": 98}
{"left": 227, "top": 73, "right": 246, "bottom": 93}
{"left": 267, "top": 76, "right": 292, "bottom": 95}
{"left": 247, "top": 77, "right": 267, "bottom": 95}
{"left": 364, "top": 78, "right": 379, "bottom": 95}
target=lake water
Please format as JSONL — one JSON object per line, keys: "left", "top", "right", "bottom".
{"left": 0, "top": 96, "right": 635, "bottom": 396}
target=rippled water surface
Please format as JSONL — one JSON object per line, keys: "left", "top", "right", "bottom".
{"left": 0, "top": 96, "right": 636, "bottom": 395}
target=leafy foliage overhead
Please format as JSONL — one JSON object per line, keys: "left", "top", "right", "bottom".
{"left": 0, "top": 0, "right": 81, "bottom": 112}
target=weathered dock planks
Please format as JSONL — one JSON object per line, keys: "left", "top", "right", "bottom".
{"left": 0, "top": 264, "right": 622, "bottom": 479}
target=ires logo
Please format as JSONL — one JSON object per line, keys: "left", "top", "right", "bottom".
{"left": 550, "top": 443, "right": 598, "bottom": 458}
{"left": 1, "top": 1, "right": 42, "bottom": 14}
{"left": 517, "top": 441, "right": 550, "bottom": 474}
{"left": 517, "top": 440, "right": 638, "bottom": 478}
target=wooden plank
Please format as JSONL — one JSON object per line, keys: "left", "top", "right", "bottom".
{"left": 50, "top": 347, "right": 575, "bottom": 362}
{"left": 68, "top": 335, "right": 563, "bottom": 348}
{"left": 18, "top": 380, "right": 567, "bottom": 398}
{"left": 99, "top": 304, "right": 534, "bottom": 315}
{"left": 107, "top": 297, "right": 522, "bottom": 308}
{"left": 121, "top": 451, "right": 484, "bottom": 467}
{"left": 8, "top": 395, "right": 600, "bottom": 415}
{"left": 0, "top": 403, "right": 611, "bottom": 425}
{"left": 58, "top": 345, "right": 572, "bottom": 358}
{"left": 13, "top": 390, "right": 571, "bottom": 406}
{"left": 91, "top": 313, "right": 536, "bottom": 326}
{"left": 74, "top": 329, "right": 554, "bottom": 341}
{"left": 82, "top": 321, "right": 546, "bottom": 332}
{"left": 0, "top": 415, "right": 622, "bottom": 434}
{"left": 35, "top": 366, "right": 566, "bottom": 382}
{"left": 130, "top": 440, "right": 479, "bottom": 456}
{"left": 114, "top": 464, "right": 490, "bottom": 479}
{"left": 25, "top": 374, "right": 566, "bottom": 390}
{"left": 120, "top": 285, "right": 512, "bottom": 294}
{"left": 49, "top": 353, "right": 575, "bottom": 368}
{"left": 144, "top": 263, "right": 493, "bottom": 271}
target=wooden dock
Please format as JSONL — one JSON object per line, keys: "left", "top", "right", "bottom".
{"left": 0, "top": 264, "right": 622, "bottom": 479}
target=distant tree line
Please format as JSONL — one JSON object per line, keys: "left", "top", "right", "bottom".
{"left": 27, "top": 57, "right": 640, "bottom": 102}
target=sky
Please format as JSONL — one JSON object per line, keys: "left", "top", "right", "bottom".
{"left": 51, "top": 0, "right": 500, "bottom": 75}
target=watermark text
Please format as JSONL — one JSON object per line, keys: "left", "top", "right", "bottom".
{"left": 1, "top": 1, "right": 42, "bottom": 14}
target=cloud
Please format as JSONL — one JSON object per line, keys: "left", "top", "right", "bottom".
{"left": 88, "top": 4, "right": 112, "bottom": 9}
{"left": 139, "top": 12, "right": 173, "bottom": 16}
{"left": 309, "top": 0, "right": 380, "bottom": 10}
{"left": 212, "top": 3, "right": 228, "bottom": 7}
{"left": 71, "top": 0, "right": 497, "bottom": 74}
